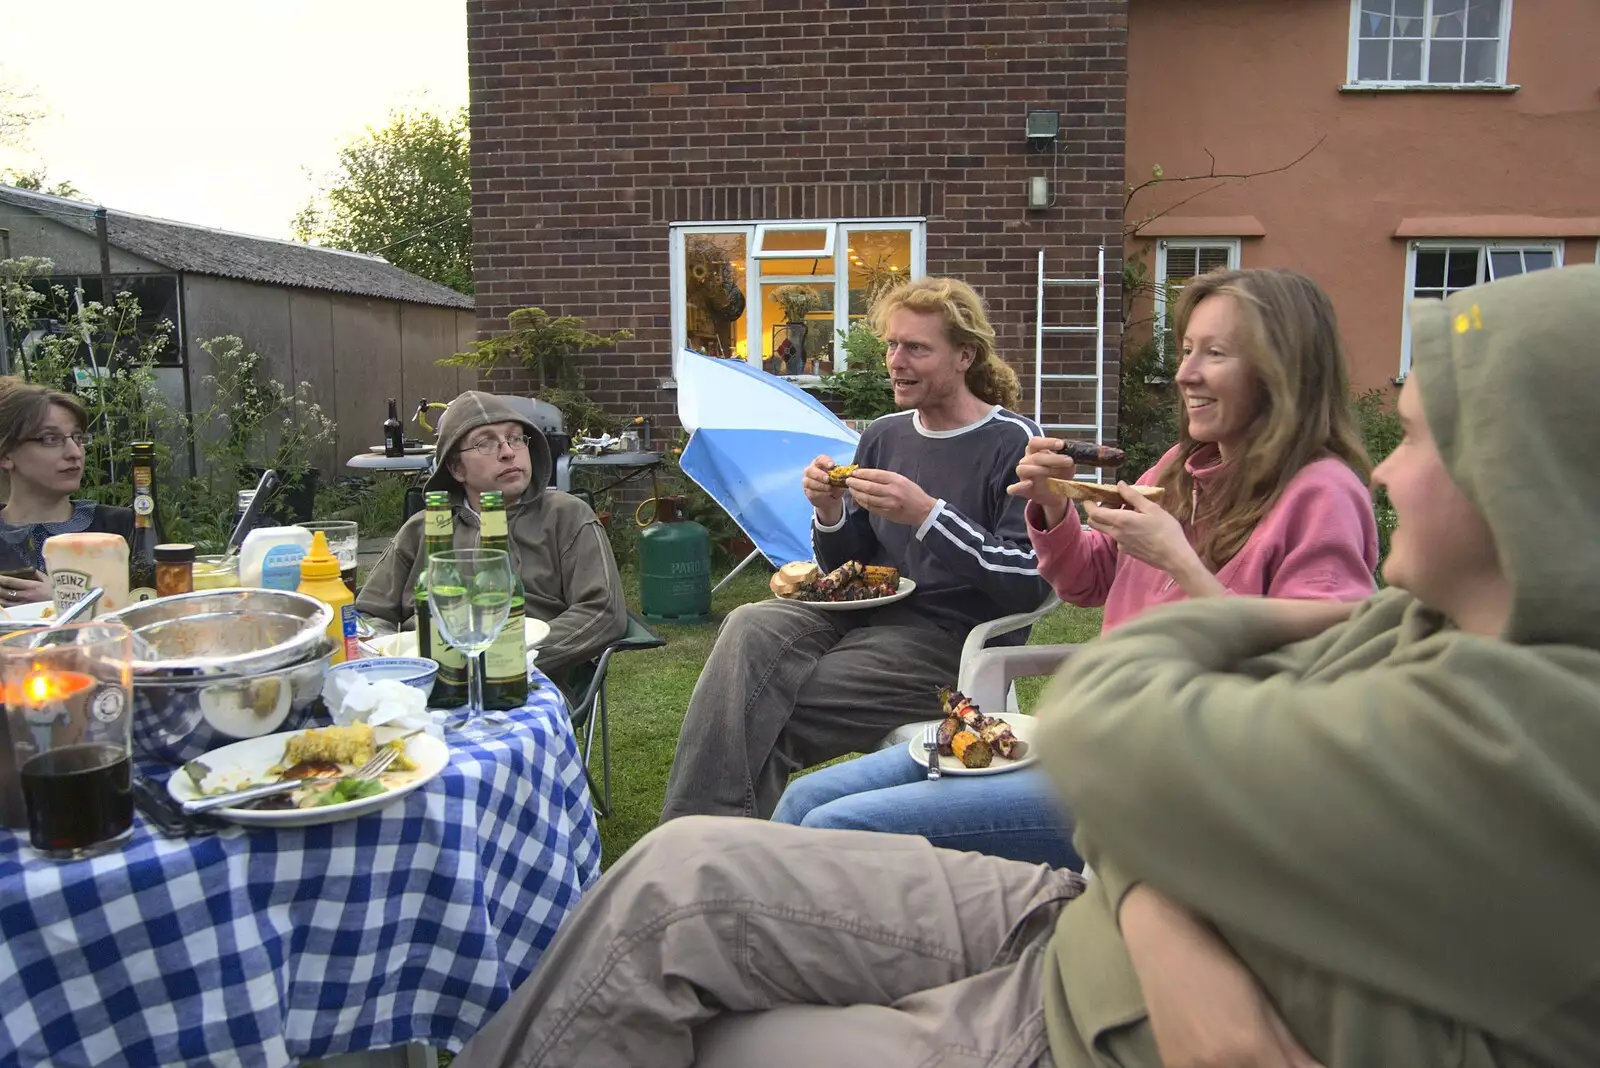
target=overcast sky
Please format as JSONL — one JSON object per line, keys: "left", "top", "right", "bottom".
{"left": 0, "top": 0, "right": 467, "bottom": 238}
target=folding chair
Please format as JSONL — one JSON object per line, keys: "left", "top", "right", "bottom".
{"left": 561, "top": 611, "right": 666, "bottom": 817}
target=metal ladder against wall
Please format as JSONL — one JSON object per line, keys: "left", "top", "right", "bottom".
{"left": 1032, "top": 246, "right": 1109, "bottom": 482}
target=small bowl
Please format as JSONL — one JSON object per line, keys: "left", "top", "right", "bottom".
{"left": 132, "top": 638, "right": 335, "bottom": 765}
{"left": 326, "top": 656, "right": 440, "bottom": 695}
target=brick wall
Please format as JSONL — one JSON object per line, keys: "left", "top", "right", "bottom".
{"left": 467, "top": 0, "right": 1127, "bottom": 439}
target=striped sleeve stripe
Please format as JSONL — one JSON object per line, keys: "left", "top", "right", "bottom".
{"left": 931, "top": 521, "right": 1042, "bottom": 575}
{"left": 937, "top": 508, "right": 1038, "bottom": 560}
{"left": 992, "top": 411, "right": 1044, "bottom": 438}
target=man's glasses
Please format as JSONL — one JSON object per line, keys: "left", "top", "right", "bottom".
{"left": 25, "top": 432, "right": 93, "bottom": 450}
{"left": 461, "top": 433, "right": 529, "bottom": 456}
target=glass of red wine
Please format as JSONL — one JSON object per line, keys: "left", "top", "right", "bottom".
{"left": 1, "top": 622, "right": 135, "bottom": 860}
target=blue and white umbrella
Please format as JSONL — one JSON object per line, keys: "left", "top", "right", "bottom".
{"left": 676, "top": 349, "right": 860, "bottom": 568}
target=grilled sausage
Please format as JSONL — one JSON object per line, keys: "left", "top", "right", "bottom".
{"left": 1059, "top": 440, "right": 1126, "bottom": 468}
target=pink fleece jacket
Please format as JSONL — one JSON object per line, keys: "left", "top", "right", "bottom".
{"left": 1027, "top": 444, "right": 1379, "bottom": 632}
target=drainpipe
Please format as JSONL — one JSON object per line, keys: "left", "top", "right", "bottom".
{"left": 93, "top": 208, "right": 116, "bottom": 484}
{"left": 94, "top": 208, "right": 113, "bottom": 307}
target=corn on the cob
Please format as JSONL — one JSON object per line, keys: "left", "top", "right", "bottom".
{"left": 863, "top": 565, "right": 899, "bottom": 587}
{"left": 950, "top": 730, "right": 994, "bottom": 769}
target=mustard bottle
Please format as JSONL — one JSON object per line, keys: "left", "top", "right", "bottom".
{"left": 297, "top": 530, "right": 359, "bottom": 664}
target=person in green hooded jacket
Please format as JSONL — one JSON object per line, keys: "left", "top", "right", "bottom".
{"left": 450, "top": 264, "right": 1600, "bottom": 1068}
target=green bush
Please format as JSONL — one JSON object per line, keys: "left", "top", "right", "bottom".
{"left": 819, "top": 323, "right": 896, "bottom": 422}
{"left": 1354, "top": 386, "right": 1402, "bottom": 573}
{"left": 315, "top": 473, "right": 411, "bottom": 540}
{"left": 2, "top": 258, "right": 339, "bottom": 550}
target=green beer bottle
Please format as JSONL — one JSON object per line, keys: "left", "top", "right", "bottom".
{"left": 417, "top": 491, "right": 469, "bottom": 707}
{"left": 478, "top": 491, "right": 529, "bottom": 711}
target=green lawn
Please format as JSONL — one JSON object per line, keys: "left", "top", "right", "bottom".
{"left": 596, "top": 566, "right": 1102, "bottom": 864}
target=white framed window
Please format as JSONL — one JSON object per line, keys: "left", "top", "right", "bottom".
{"left": 670, "top": 218, "right": 925, "bottom": 379}
{"left": 751, "top": 223, "right": 834, "bottom": 260}
{"left": 1399, "top": 238, "right": 1560, "bottom": 373}
{"left": 1153, "top": 238, "right": 1241, "bottom": 351}
{"left": 1347, "top": 0, "right": 1513, "bottom": 87}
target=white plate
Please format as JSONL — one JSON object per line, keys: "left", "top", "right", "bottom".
{"left": 776, "top": 577, "right": 916, "bottom": 612}
{"left": 905, "top": 713, "right": 1039, "bottom": 776}
{"left": 0, "top": 600, "right": 55, "bottom": 622}
{"left": 364, "top": 617, "right": 551, "bottom": 659}
{"left": 166, "top": 726, "right": 451, "bottom": 828}
{"left": 368, "top": 444, "right": 436, "bottom": 455}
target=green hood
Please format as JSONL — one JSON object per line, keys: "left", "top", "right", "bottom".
{"left": 1037, "top": 264, "right": 1600, "bottom": 1068}
{"left": 1407, "top": 263, "right": 1600, "bottom": 646}
{"left": 422, "top": 390, "right": 552, "bottom": 500}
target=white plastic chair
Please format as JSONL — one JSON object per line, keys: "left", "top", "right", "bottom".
{"left": 876, "top": 593, "right": 1065, "bottom": 750}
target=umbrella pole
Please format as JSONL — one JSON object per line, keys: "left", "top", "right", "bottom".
{"left": 712, "top": 547, "right": 764, "bottom": 595}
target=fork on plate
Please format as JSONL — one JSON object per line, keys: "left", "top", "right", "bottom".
{"left": 921, "top": 723, "right": 943, "bottom": 781}
{"left": 181, "top": 744, "right": 403, "bottom": 815}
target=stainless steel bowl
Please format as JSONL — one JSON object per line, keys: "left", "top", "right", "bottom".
{"left": 131, "top": 638, "right": 334, "bottom": 765}
{"left": 102, "top": 589, "right": 335, "bottom": 679}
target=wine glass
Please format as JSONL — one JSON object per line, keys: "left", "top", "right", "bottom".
{"left": 426, "top": 548, "right": 514, "bottom": 739}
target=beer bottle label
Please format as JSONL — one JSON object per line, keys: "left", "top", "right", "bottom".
{"left": 485, "top": 631, "right": 525, "bottom": 686}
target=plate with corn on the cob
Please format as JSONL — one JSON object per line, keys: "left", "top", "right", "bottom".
{"left": 769, "top": 560, "right": 915, "bottom": 610}
{"left": 906, "top": 690, "right": 1038, "bottom": 776}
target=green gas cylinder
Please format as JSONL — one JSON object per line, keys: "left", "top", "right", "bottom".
{"left": 638, "top": 495, "right": 711, "bottom": 623}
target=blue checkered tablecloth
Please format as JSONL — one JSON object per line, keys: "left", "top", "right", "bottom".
{"left": 0, "top": 677, "right": 602, "bottom": 1067}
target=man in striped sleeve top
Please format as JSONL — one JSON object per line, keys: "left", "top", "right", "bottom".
{"left": 661, "top": 277, "right": 1054, "bottom": 821}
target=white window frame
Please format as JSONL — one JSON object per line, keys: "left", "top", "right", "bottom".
{"left": 1346, "top": 0, "right": 1514, "bottom": 88}
{"left": 669, "top": 218, "right": 926, "bottom": 380}
{"left": 751, "top": 222, "right": 835, "bottom": 261}
{"left": 1153, "top": 238, "right": 1241, "bottom": 354}
{"left": 1398, "top": 237, "right": 1562, "bottom": 375}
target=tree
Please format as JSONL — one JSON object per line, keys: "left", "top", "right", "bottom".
{"left": 1116, "top": 140, "right": 1328, "bottom": 473}
{"left": 4, "top": 168, "right": 82, "bottom": 199}
{"left": 0, "top": 73, "right": 39, "bottom": 149}
{"left": 294, "top": 107, "right": 473, "bottom": 294}
{"left": 0, "top": 71, "right": 83, "bottom": 198}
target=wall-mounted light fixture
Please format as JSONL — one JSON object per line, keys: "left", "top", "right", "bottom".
{"left": 1026, "top": 176, "right": 1050, "bottom": 210}
{"left": 1025, "top": 109, "right": 1060, "bottom": 152}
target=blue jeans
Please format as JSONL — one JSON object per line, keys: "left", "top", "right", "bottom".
{"left": 772, "top": 747, "right": 1084, "bottom": 871}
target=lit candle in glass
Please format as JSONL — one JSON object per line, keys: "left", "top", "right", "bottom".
{"left": 12, "top": 669, "right": 97, "bottom": 708}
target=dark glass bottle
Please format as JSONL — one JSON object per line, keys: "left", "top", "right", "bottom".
{"left": 128, "top": 442, "right": 165, "bottom": 602}
{"left": 383, "top": 399, "right": 405, "bottom": 458}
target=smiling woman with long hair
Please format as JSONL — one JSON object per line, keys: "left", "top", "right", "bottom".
{"left": 771, "top": 267, "right": 1381, "bottom": 869}
{"left": 0, "top": 378, "right": 134, "bottom": 606}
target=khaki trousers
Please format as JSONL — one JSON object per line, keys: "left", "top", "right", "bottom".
{"left": 455, "top": 817, "right": 1085, "bottom": 1068}
{"left": 660, "top": 599, "right": 966, "bottom": 821}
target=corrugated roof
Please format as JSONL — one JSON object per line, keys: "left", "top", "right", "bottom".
{"left": 0, "top": 184, "right": 474, "bottom": 310}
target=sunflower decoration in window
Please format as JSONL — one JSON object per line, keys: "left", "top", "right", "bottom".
{"left": 685, "top": 236, "right": 747, "bottom": 359}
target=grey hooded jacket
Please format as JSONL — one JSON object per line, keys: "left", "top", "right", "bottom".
{"left": 354, "top": 391, "right": 628, "bottom": 682}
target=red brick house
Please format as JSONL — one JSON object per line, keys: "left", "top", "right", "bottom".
{"left": 1125, "top": 0, "right": 1600, "bottom": 391}
{"left": 466, "top": 0, "right": 1129, "bottom": 445}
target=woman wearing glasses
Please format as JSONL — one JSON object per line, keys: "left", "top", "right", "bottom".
{"left": 0, "top": 378, "right": 134, "bottom": 606}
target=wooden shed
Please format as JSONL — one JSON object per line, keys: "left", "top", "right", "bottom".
{"left": 0, "top": 184, "right": 476, "bottom": 475}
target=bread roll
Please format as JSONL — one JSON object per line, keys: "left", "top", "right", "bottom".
{"left": 770, "top": 561, "right": 821, "bottom": 598}
{"left": 1044, "top": 479, "right": 1165, "bottom": 507}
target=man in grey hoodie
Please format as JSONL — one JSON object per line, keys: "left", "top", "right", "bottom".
{"left": 355, "top": 391, "right": 627, "bottom": 690}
